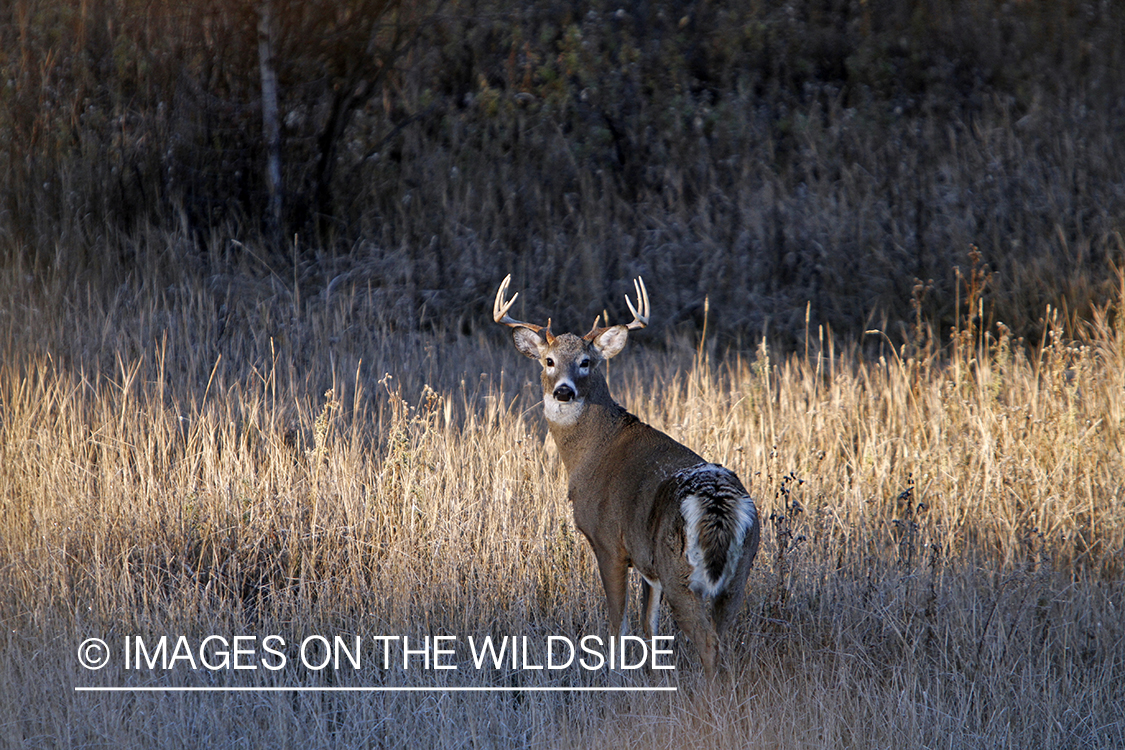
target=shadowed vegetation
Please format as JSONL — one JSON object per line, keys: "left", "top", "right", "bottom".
{"left": 2, "top": 0, "right": 1124, "bottom": 344}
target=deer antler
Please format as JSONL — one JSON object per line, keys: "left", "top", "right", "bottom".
{"left": 583, "top": 277, "right": 649, "bottom": 341}
{"left": 493, "top": 274, "right": 554, "bottom": 342}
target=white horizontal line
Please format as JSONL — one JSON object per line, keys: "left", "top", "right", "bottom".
{"left": 76, "top": 686, "right": 676, "bottom": 693}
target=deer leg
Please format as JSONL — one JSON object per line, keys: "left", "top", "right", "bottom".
{"left": 712, "top": 582, "right": 746, "bottom": 636}
{"left": 713, "top": 526, "right": 758, "bottom": 636}
{"left": 594, "top": 547, "right": 630, "bottom": 638}
{"left": 710, "top": 585, "right": 745, "bottom": 671}
{"left": 665, "top": 582, "right": 719, "bottom": 679}
{"left": 640, "top": 577, "right": 662, "bottom": 639}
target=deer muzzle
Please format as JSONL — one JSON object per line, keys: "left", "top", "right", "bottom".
{"left": 553, "top": 382, "right": 576, "bottom": 402}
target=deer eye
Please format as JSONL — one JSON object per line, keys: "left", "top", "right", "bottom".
{"left": 580, "top": 358, "right": 591, "bottom": 368}
{"left": 545, "top": 357, "right": 555, "bottom": 368}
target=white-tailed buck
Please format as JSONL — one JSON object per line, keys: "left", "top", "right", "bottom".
{"left": 494, "top": 275, "right": 759, "bottom": 678}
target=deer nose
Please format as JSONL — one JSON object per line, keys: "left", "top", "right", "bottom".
{"left": 553, "top": 383, "right": 575, "bottom": 402}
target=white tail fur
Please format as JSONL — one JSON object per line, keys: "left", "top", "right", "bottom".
{"left": 677, "top": 464, "right": 758, "bottom": 598}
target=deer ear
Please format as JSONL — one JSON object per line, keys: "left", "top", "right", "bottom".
{"left": 591, "top": 325, "right": 629, "bottom": 360}
{"left": 512, "top": 327, "right": 546, "bottom": 360}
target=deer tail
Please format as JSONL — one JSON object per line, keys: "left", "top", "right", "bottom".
{"left": 677, "top": 463, "right": 758, "bottom": 598}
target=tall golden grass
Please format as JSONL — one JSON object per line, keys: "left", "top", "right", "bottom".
{"left": 1, "top": 248, "right": 1122, "bottom": 747}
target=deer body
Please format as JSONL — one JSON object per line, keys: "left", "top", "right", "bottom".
{"left": 494, "top": 277, "right": 759, "bottom": 678}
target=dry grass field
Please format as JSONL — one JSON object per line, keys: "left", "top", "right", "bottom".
{"left": 1, "top": 249, "right": 1122, "bottom": 748}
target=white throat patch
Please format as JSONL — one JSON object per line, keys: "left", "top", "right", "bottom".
{"left": 543, "top": 394, "right": 585, "bottom": 427}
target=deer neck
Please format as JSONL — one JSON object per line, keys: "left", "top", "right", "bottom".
{"left": 543, "top": 374, "right": 629, "bottom": 474}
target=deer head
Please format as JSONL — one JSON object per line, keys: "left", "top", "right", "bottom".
{"left": 493, "top": 276, "right": 649, "bottom": 426}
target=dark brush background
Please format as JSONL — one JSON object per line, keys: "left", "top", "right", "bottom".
{"left": 3, "top": 0, "right": 1122, "bottom": 347}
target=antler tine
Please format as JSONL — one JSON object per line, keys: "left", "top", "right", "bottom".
{"left": 493, "top": 274, "right": 552, "bottom": 338}
{"left": 492, "top": 274, "right": 518, "bottom": 324}
{"left": 583, "top": 277, "right": 650, "bottom": 340}
{"left": 624, "top": 276, "right": 649, "bottom": 330}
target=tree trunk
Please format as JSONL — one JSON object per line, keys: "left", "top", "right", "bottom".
{"left": 258, "top": 0, "right": 282, "bottom": 245}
